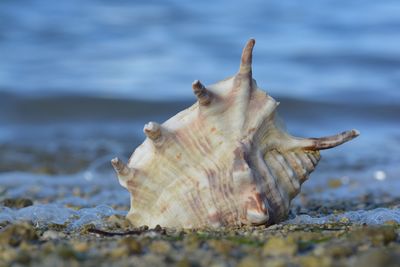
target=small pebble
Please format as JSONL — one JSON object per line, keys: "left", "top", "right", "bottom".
{"left": 42, "top": 230, "right": 66, "bottom": 240}
{"left": 149, "top": 240, "right": 171, "bottom": 254}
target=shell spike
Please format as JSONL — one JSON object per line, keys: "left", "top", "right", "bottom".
{"left": 143, "top": 121, "right": 162, "bottom": 140}
{"left": 192, "top": 80, "right": 211, "bottom": 105}
{"left": 301, "top": 129, "right": 360, "bottom": 150}
{"left": 111, "top": 157, "right": 131, "bottom": 177}
{"left": 239, "top": 38, "right": 255, "bottom": 75}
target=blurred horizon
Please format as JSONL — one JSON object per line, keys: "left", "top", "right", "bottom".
{"left": 1, "top": 0, "right": 400, "bottom": 103}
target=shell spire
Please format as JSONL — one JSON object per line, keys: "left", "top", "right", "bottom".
{"left": 112, "top": 39, "right": 360, "bottom": 229}
{"left": 239, "top": 38, "right": 255, "bottom": 76}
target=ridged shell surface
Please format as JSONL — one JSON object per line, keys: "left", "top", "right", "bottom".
{"left": 112, "top": 39, "right": 359, "bottom": 228}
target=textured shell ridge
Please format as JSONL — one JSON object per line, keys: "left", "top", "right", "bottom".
{"left": 111, "top": 39, "right": 360, "bottom": 228}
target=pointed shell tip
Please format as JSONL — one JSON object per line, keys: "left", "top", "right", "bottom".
{"left": 111, "top": 157, "right": 121, "bottom": 167}
{"left": 111, "top": 157, "right": 125, "bottom": 172}
{"left": 352, "top": 129, "right": 360, "bottom": 136}
{"left": 144, "top": 121, "right": 162, "bottom": 140}
{"left": 192, "top": 80, "right": 211, "bottom": 105}
{"left": 240, "top": 39, "right": 256, "bottom": 74}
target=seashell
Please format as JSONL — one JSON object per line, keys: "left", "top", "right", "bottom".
{"left": 111, "top": 39, "right": 359, "bottom": 228}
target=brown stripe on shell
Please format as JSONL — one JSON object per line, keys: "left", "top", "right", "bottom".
{"left": 181, "top": 187, "right": 208, "bottom": 227}
{"left": 232, "top": 146, "right": 256, "bottom": 224}
{"left": 126, "top": 178, "right": 157, "bottom": 209}
{"left": 204, "top": 168, "right": 221, "bottom": 223}
{"left": 221, "top": 170, "right": 240, "bottom": 225}
{"left": 205, "top": 167, "right": 240, "bottom": 226}
{"left": 295, "top": 151, "right": 316, "bottom": 174}
{"left": 174, "top": 124, "right": 209, "bottom": 158}
{"left": 186, "top": 189, "right": 208, "bottom": 227}
{"left": 306, "top": 151, "right": 321, "bottom": 166}
{"left": 217, "top": 170, "right": 241, "bottom": 226}
{"left": 284, "top": 151, "right": 308, "bottom": 184}
{"left": 274, "top": 150, "right": 301, "bottom": 196}
{"left": 306, "top": 153, "right": 317, "bottom": 166}
{"left": 175, "top": 118, "right": 212, "bottom": 158}
{"left": 209, "top": 145, "right": 244, "bottom": 224}
{"left": 257, "top": 150, "right": 289, "bottom": 222}
{"left": 243, "top": 147, "right": 271, "bottom": 225}
{"left": 265, "top": 150, "right": 300, "bottom": 199}
{"left": 173, "top": 122, "right": 240, "bottom": 226}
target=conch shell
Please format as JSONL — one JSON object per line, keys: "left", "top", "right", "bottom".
{"left": 112, "top": 39, "right": 359, "bottom": 228}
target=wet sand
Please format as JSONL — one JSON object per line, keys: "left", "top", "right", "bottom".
{"left": 1, "top": 204, "right": 399, "bottom": 267}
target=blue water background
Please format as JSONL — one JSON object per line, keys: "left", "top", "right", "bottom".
{"left": 1, "top": 0, "right": 400, "bottom": 102}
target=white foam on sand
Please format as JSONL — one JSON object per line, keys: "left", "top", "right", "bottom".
{"left": 285, "top": 208, "right": 400, "bottom": 225}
